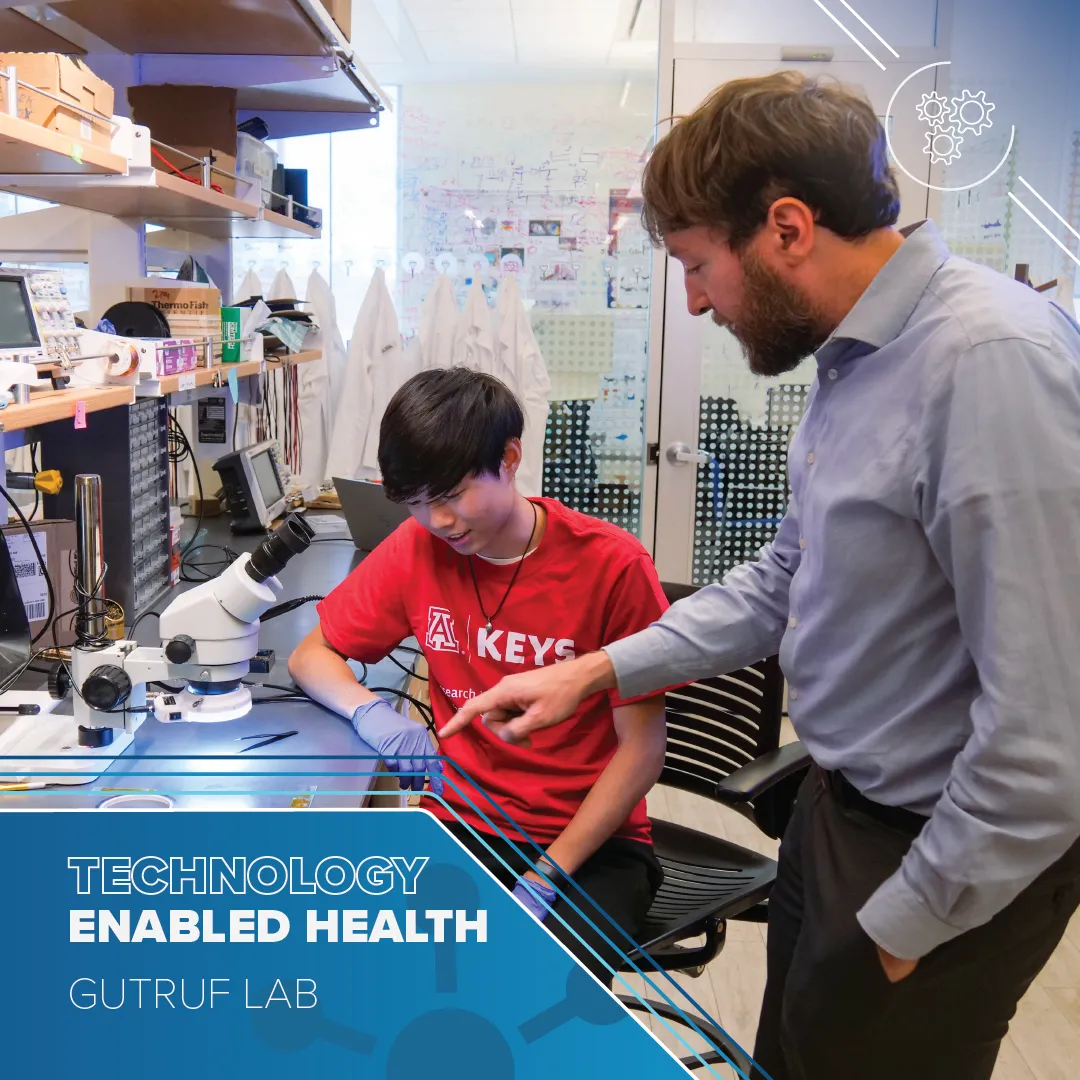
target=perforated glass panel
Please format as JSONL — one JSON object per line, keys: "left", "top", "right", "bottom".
{"left": 691, "top": 323, "right": 814, "bottom": 585}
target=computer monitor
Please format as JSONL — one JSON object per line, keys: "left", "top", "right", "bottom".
{"left": 212, "top": 441, "right": 289, "bottom": 534}
{"left": 0, "top": 274, "right": 40, "bottom": 354}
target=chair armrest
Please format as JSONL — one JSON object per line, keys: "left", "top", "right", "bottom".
{"left": 714, "top": 741, "right": 812, "bottom": 804}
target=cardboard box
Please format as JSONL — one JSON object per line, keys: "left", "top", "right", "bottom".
{"left": 128, "top": 84, "right": 238, "bottom": 154}
{"left": 325, "top": 0, "right": 351, "bottom": 40}
{"left": 1, "top": 518, "right": 77, "bottom": 647}
{"left": 127, "top": 281, "right": 222, "bottom": 363}
{"left": 0, "top": 52, "right": 115, "bottom": 149}
{"left": 151, "top": 145, "right": 237, "bottom": 198}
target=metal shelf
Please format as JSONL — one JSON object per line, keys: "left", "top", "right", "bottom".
{"left": 0, "top": 113, "right": 128, "bottom": 177}
{"left": 233, "top": 207, "right": 321, "bottom": 239}
{"left": 0, "top": 386, "right": 135, "bottom": 434}
{"left": 265, "top": 349, "right": 322, "bottom": 367}
{"left": 0, "top": 167, "right": 258, "bottom": 239}
{"left": 27, "top": 0, "right": 342, "bottom": 56}
{"left": 153, "top": 359, "right": 265, "bottom": 397}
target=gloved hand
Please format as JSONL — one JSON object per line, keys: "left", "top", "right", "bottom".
{"left": 351, "top": 699, "right": 444, "bottom": 796}
{"left": 513, "top": 876, "right": 557, "bottom": 923}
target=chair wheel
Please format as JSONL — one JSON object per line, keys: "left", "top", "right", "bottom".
{"left": 687, "top": 964, "right": 706, "bottom": 978}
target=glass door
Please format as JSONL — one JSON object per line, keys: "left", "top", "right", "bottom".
{"left": 652, "top": 48, "right": 944, "bottom": 583}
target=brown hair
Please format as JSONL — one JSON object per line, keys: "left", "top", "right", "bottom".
{"left": 641, "top": 70, "right": 900, "bottom": 249}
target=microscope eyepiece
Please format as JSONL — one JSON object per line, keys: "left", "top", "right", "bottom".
{"left": 246, "top": 513, "right": 315, "bottom": 583}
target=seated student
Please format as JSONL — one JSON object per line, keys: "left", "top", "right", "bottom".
{"left": 289, "top": 368, "right": 668, "bottom": 980}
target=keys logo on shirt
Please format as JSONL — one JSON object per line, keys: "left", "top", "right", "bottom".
{"left": 476, "top": 627, "right": 575, "bottom": 666}
{"left": 426, "top": 607, "right": 460, "bottom": 653}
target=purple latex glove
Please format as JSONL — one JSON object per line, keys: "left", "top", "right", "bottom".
{"left": 351, "top": 699, "right": 444, "bottom": 796}
{"left": 513, "top": 877, "right": 557, "bottom": 923}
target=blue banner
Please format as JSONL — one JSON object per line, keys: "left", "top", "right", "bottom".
{"left": 0, "top": 808, "right": 708, "bottom": 1078}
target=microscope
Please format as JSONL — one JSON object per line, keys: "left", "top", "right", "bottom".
{"left": 60, "top": 475, "right": 314, "bottom": 753}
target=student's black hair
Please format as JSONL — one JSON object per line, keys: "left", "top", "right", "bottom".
{"left": 378, "top": 368, "right": 525, "bottom": 502}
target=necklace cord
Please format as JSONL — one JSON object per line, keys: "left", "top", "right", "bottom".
{"left": 468, "top": 501, "right": 539, "bottom": 631}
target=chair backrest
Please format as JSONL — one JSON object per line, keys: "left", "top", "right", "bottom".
{"left": 658, "top": 581, "right": 785, "bottom": 801}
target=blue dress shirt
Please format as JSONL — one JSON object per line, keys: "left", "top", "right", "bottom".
{"left": 606, "top": 219, "right": 1080, "bottom": 959}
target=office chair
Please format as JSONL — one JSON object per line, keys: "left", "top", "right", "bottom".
{"left": 616, "top": 581, "right": 811, "bottom": 1075}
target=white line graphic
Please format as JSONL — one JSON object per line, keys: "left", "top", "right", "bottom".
{"left": 811, "top": 0, "right": 886, "bottom": 69}
{"left": 838, "top": 0, "right": 899, "bottom": 58}
{"left": 1008, "top": 193, "right": 1080, "bottom": 270}
{"left": 1018, "top": 176, "right": 1080, "bottom": 246}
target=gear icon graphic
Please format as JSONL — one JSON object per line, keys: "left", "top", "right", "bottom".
{"left": 951, "top": 89, "right": 995, "bottom": 136}
{"left": 924, "top": 126, "right": 964, "bottom": 166}
{"left": 916, "top": 91, "right": 952, "bottom": 129}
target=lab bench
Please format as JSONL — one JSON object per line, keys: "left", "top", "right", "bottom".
{"left": 0, "top": 514, "right": 412, "bottom": 810}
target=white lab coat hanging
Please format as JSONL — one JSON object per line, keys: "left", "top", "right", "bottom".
{"left": 419, "top": 274, "right": 459, "bottom": 370}
{"left": 451, "top": 279, "right": 495, "bottom": 374}
{"left": 497, "top": 275, "right": 551, "bottom": 498}
{"left": 236, "top": 267, "right": 264, "bottom": 303}
{"left": 325, "top": 269, "right": 403, "bottom": 482}
{"left": 268, "top": 268, "right": 298, "bottom": 302}
{"left": 293, "top": 270, "right": 339, "bottom": 491}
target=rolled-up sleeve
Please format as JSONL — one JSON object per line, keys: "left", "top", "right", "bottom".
{"left": 858, "top": 334, "right": 1080, "bottom": 959}
{"left": 604, "top": 501, "right": 801, "bottom": 700}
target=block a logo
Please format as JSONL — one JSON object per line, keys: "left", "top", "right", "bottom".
{"left": 426, "top": 607, "right": 460, "bottom": 652}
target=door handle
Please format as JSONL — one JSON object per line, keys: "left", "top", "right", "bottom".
{"left": 665, "top": 442, "right": 714, "bottom": 466}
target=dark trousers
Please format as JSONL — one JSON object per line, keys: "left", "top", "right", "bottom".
{"left": 753, "top": 766, "right": 1080, "bottom": 1080}
{"left": 445, "top": 822, "right": 663, "bottom": 983}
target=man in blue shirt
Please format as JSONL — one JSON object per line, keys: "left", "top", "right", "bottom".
{"left": 442, "top": 72, "right": 1080, "bottom": 1079}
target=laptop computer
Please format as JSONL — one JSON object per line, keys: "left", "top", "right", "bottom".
{"left": 333, "top": 477, "right": 412, "bottom": 552}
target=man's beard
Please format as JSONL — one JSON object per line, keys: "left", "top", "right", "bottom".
{"left": 719, "top": 251, "right": 831, "bottom": 377}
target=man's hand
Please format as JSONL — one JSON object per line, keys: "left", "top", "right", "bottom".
{"left": 437, "top": 651, "right": 617, "bottom": 745}
{"left": 876, "top": 944, "right": 918, "bottom": 983}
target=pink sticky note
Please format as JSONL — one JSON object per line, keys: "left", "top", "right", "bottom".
{"left": 74, "top": 400, "right": 87, "bottom": 429}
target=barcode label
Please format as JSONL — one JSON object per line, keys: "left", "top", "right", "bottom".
{"left": 4, "top": 531, "right": 49, "bottom": 612}
{"left": 24, "top": 600, "right": 47, "bottom": 621}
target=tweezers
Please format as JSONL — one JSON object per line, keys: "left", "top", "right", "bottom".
{"left": 238, "top": 731, "right": 299, "bottom": 753}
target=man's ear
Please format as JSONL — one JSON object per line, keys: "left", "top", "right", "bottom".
{"left": 758, "top": 197, "right": 816, "bottom": 266}
{"left": 502, "top": 438, "right": 523, "bottom": 479}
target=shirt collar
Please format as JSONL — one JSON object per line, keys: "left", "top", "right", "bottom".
{"left": 816, "top": 219, "right": 951, "bottom": 363}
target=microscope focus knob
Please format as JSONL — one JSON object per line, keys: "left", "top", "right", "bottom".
{"left": 165, "top": 634, "right": 196, "bottom": 664}
{"left": 82, "top": 665, "right": 132, "bottom": 712}
{"left": 47, "top": 661, "right": 72, "bottom": 700}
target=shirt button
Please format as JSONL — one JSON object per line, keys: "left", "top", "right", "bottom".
{"left": 807, "top": 452, "right": 815, "bottom": 465}
{"left": 799, "top": 537, "right": 806, "bottom": 549}
{"left": 789, "top": 616, "right": 798, "bottom": 628}
{"left": 790, "top": 688, "right": 799, "bottom": 701}
{"left": 827, "top": 368, "right": 838, "bottom": 380}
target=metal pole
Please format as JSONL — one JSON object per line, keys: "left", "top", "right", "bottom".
{"left": 74, "top": 474, "right": 106, "bottom": 642}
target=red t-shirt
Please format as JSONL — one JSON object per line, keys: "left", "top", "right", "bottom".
{"left": 317, "top": 497, "right": 668, "bottom": 846}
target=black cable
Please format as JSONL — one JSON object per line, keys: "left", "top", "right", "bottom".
{"left": 128, "top": 609, "right": 161, "bottom": 637}
{"left": 179, "top": 542, "right": 239, "bottom": 582}
{"left": 368, "top": 686, "right": 436, "bottom": 735}
{"left": 308, "top": 537, "right": 355, "bottom": 543}
{"left": 0, "top": 485, "right": 55, "bottom": 645}
{"left": 393, "top": 644, "right": 424, "bottom": 657}
{"left": 385, "top": 651, "right": 427, "bottom": 681}
{"left": 167, "top": 412, "right": 204, "bottom": 555}
{"left": 0, "top": 647, "right": 50, "bottom": 695}
{"left": 29, "top": 442, "right": 40, "bottom": 521}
